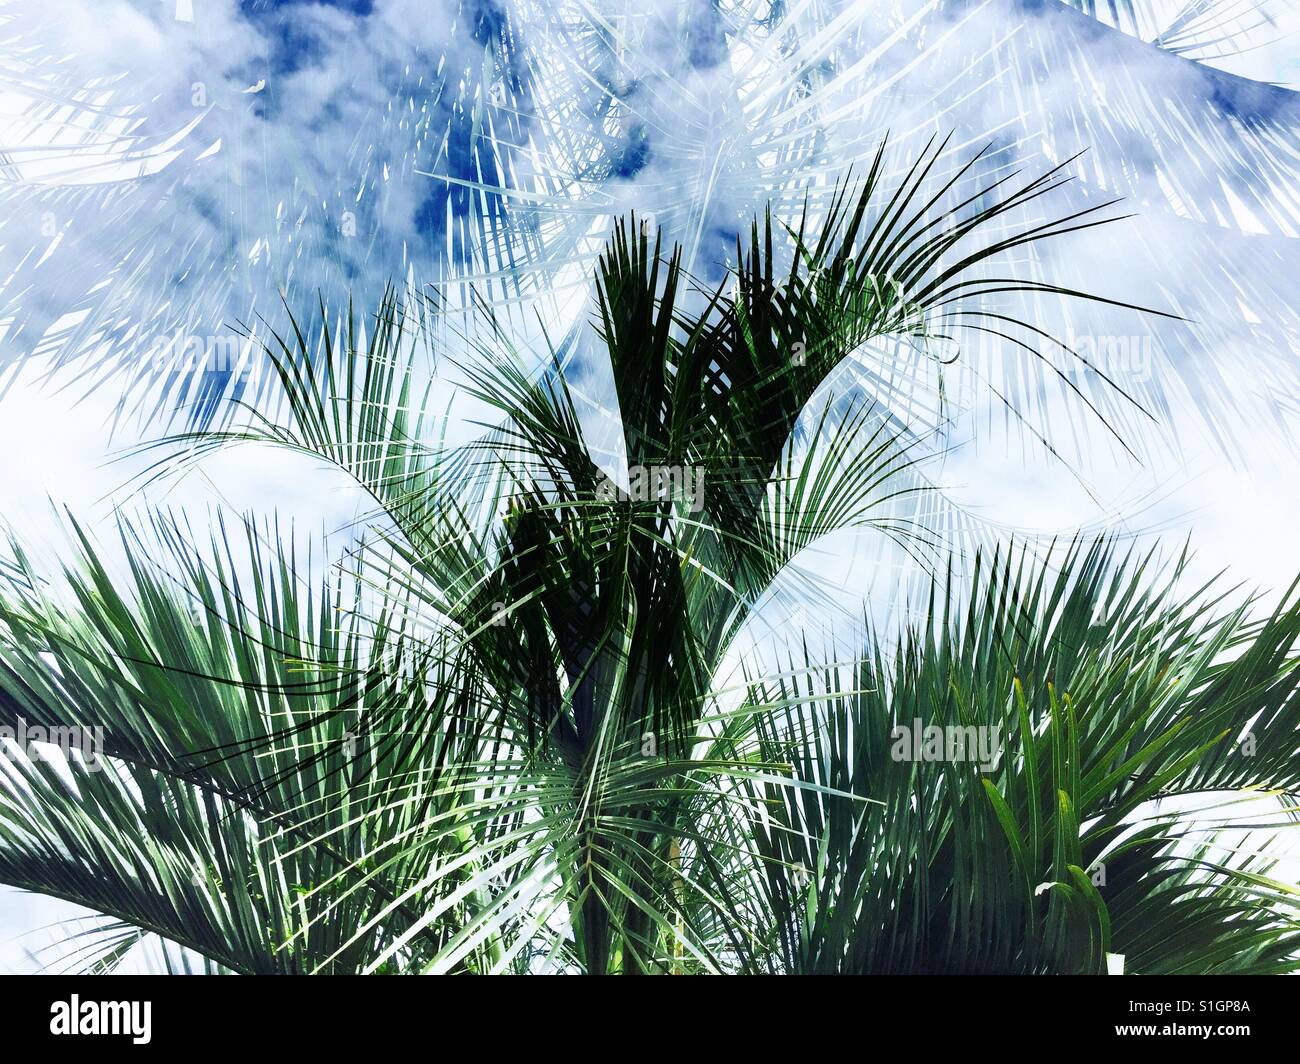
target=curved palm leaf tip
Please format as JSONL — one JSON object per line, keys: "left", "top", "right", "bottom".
{"left": 1, "top": 140, "right": 1297, "bottom": 974}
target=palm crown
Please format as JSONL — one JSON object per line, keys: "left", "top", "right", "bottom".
{"left": 1, "top": 132, "right": 1298, "bottom": 974}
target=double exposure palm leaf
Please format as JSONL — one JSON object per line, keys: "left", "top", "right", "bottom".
{"left": 5, "top": 0, "right": 1298, "bottom": 461}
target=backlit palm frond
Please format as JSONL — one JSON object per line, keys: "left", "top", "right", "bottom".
{"left": 0, "top": 511, "right": 515, "bottom": 973}
{"left": 691, "top": 538, "right": 1300, "bottom": 973}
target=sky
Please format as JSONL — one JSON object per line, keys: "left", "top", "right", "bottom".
{"left": 1, "top": 0, "right": 1298, "bottom": 972}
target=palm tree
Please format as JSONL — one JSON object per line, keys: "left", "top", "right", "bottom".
{"left": 1, "top": 138, "right": 1298, "bottom": 974}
